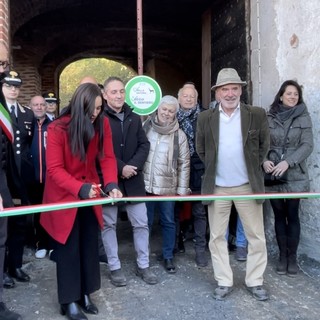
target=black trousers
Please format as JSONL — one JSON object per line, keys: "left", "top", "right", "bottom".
{"left": 54, "top": 207, "right": 100, "bottom": 304}
{"left": 270, "top": 198, "right": 301, "bottom": 239}
{"left": 0, "top": 170, "right": 12, "bottom": 301}
{"left": 5, "top": 215, "right": 27, "bottom": 270}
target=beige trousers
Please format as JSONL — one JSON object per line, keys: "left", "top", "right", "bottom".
{"left": 207, "top": 184, "right": 267, "bottom": 287}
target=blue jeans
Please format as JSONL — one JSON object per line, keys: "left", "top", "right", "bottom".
{"left": 147, "top": 200, "right": 176, "bottom": 259}
{"left": 236, "top": 216, "right": 248, "bottom": 248}
{"left": 225, "top": 215, "right": 248, "bottom": 247}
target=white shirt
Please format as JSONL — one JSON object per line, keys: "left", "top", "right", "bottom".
{"left": 6, "top": 101, "right": 17, "bottom": 117}
{"left": 215, "top": 104, "right": 249, "bottom": 187}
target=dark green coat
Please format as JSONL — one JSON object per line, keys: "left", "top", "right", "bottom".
{"left": 196, "top": 103, "right": 270, "bottom": 204}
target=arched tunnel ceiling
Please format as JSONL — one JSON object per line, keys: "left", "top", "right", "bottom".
{"left": 10, "top": 0, "right": 217, "bottom": 74}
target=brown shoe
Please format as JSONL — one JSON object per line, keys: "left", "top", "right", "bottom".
{"left": 136, "top": 267, "right": 158, "bottom": 285}
{"left": 110, "top": 269, "right": 127, "bottom": 287}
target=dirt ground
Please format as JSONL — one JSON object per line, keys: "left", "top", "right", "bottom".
{"left": 4, "top": 219, "right": 320, "bottom": 320}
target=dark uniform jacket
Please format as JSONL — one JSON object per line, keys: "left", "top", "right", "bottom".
{"left": 0, "top": 126, "right": 13, "bottom": 208}
{"left": 0, "top": 91, "right": 26, "bottom": 207}
{"left": 104, "top": 102, "right": 150, "bottom": 197}
{"left": 8, "top": 103, "right": 35, "bottom": 202}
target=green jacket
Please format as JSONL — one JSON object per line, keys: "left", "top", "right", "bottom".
{"left": 196, "top": 103, "right": 270, "bottom": 204}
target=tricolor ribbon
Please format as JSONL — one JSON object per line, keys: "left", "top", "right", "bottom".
{"left": 1, "top": 192, "right": 320, "bottom": 218}
{"left": 0, "top": 102, "right": 14, "bottom": 143}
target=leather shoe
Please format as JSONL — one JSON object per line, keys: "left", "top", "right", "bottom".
{"left": 78, "top": 294, "right": 98, "bottom": 315}
{"left": 3, "top": 272, "right": 15, "bottom": 289}
{"left": 60, "top": 302, "right": 88, "bottom": 320}
{"left": 164, "top": 259, "right": 176, "bottom": 274}
{"left": 9, "top": 268, "right": 30, "bottom": 282}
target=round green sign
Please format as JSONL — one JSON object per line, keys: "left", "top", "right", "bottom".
{"left": 125, "top": 75, "right": 162, "bottom": 115}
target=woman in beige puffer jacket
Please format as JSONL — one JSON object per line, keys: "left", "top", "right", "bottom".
{"left": 143, "top": 95, "right": 190, "bottom": 274}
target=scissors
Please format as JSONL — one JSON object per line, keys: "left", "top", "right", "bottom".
{"left": 93, "top": 184, "right": 109, "bottom": 198}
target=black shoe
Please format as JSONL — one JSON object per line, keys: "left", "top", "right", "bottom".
{"left": 8, "top": 268, "right": 30, "bottom": 282}
{"left": 276, "top": 254, "right": 287, "bottom": 275}
{"left": 0, "top": 302, "right": 22, "bottom": 320}
{"left": 3, "top": 272, "right": 15, "bottom": 289}
{"left": 78, "top": 295, "right": 98, "bottom": 315}
{"left": 156, "top": 253, "right": 164, "bottom": 261}
{"left": 177, "top": 240, "right": 185, "bottom": 253}
{"left": 287, "top": 254, "right": 298, "bottom": 277}
{"left": 195, "top": 251, "right": 208, "bottom": 267}
{"left": 235, "top": 246, "right": 247, "bottom": 261}
{"left": 60, "top": 302, "right": 88, "bottom": 320}
{"left": 164, "top": 259, "right": 176, "bottom": 274}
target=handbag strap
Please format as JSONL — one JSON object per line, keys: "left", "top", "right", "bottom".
{"left": 280, "top": 117, "right": 295, "bottom": 159}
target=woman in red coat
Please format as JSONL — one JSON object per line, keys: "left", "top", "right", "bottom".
{"left": 40, "top": 83, "right": 122, "bottom": 320}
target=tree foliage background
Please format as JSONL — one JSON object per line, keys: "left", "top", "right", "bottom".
{"left": 59, "top": 58, "right": 136, "bottom": 107}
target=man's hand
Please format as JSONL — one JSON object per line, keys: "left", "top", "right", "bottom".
{"left": 109, "top": 189, "right": 123, "bottom": 198}
{"left": 121, "top": 165, "right": 137, "bottom": 179}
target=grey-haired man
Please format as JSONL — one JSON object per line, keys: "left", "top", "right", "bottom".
{"left": 196, "top": 68, "right": 270, "bottom": 301}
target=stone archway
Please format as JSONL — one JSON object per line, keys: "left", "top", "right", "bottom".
{"left": 9, "top": 0, "right": 250, "bottom": 108}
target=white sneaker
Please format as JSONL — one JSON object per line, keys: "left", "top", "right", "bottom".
{"left": 35, "top": 249, "right": 47, "bottom": 259}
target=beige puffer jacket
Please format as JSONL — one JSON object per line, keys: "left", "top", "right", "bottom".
{"left": 143, "top": 117, "right": 190, "bottom": 195}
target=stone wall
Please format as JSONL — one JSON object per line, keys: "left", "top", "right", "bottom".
{"left": 251, "top": 0, "right": 320, "bottom": 261}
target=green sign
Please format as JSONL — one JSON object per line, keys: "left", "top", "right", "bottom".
{"left": 125, "top": 75, "right": 162, "bottom": 115}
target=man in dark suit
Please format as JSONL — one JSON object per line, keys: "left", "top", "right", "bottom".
{"left": 1, "top": 70, "right": 35, "bottom": 286}
{"left": 0, "top": 41, "right": 22, "bottom": 320}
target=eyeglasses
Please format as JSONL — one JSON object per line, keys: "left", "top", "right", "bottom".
{"left": 0, "top": 61, "right": 10, "bottom": 68}
{"left": 3, "top": 83, "right": 20, "bottom": 90}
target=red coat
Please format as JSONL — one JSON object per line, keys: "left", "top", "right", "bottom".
{"left": 40, "top": 116, "right": 117, "bottom": 244}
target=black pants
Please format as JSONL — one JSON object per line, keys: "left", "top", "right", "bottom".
{"left": 0, "top": 170, "right": 12, "bottom": 301}
{"left": 54, "top": 207, "right": 100, "bottom": 304}
{"left": 270, "top": 198, "right": 301, "bottom": 239}
{"left": 5, "top": 215, "right": 27, "bottom": 271}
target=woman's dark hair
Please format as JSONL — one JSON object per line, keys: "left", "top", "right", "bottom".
{"left": 62, "top": 83, "right": 104, "bottom": 160}
{"left": 270, "top": 80, "right": 304, "bottom": 114}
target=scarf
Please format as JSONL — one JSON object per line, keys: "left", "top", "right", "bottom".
{"left": 275, "top": 102, "right": 306, "bottom": 123}
{"left": 177, "top": 104, "right": 200, "bottom": 156}
{"left": 145, "top": 113, "right": 180, "bottom": 171}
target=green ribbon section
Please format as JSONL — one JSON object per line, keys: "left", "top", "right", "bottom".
{"left": 2, "top": 192, "right": 320, "bottom": 218}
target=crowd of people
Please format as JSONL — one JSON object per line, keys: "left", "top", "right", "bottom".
{"left": 0, "top": 45, "right": 314, "bottom": 320}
